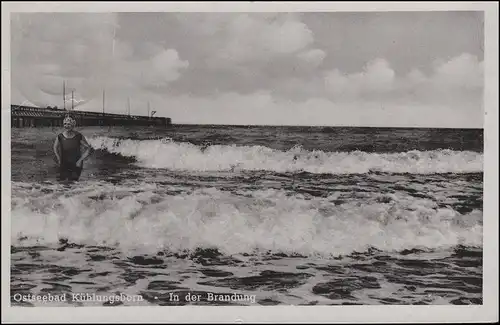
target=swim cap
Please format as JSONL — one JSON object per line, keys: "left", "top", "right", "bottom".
{"left": 63, "top": 116, "right": 76, "bottom": 127}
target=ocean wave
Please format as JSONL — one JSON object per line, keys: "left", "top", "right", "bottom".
{"left": 87, "top": 136, "right": 483, "bottom": 174}
{"left": 11, "top": 182, "right": 482, "bottom": 257}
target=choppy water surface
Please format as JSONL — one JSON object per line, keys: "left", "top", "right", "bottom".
{"left": 11, "top": 125, "right": 483, "bottom": 306}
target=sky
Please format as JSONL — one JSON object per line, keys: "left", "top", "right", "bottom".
{"left": 10, "top": 11, "right": 485, "bottom": 127}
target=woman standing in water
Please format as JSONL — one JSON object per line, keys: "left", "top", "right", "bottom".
{"left": 53, "top": 115, "right": 93, "bottom": 182}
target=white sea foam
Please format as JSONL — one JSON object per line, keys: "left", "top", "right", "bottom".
{"left": 11, "top": 182, "right": 482, "bottom": 256}
{"left": 88, "top": 136, "right": 483, "bottom": 174}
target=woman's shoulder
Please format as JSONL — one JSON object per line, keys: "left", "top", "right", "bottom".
{"left": 75, "top": 131, "right": 85, "bottom": 140}
{"left": 69, "top": 130, "right": 83, "bottom": 136}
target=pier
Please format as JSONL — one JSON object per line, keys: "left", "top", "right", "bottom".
{"left": 10, "top": 105, "right": 172, "bottom": 128}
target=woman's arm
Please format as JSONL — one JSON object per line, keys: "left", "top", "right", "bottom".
{"left": 53, "top": 136, "right": 61, "bottom": 165}
{"left": 76, "top": 135, "right": 93, "bottom": 165}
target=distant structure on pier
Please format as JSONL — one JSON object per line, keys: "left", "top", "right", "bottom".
{"left": 10, "top": 105, "right": 172, "bottom": 128}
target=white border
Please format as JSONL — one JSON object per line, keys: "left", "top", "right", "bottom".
{"left": 2, "top": 2, "right": 498, "bottom": 323}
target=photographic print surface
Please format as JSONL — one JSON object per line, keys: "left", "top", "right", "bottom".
{"left": 6, "top": 5, "right": 491, "bottom": 315}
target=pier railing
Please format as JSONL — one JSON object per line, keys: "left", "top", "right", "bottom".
{"left": 10, "top": 105, "right": 172, "bottom": 128}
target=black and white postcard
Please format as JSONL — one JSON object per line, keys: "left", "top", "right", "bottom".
{"left": 2, "top": 1, "right": 498, "bottom": 323}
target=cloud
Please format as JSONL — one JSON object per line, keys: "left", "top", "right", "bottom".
{"left": 323, "top": 53, "right": 483, "bottom": 106}
{"left": 324, "top": 58, "right": 396, "bottom": 99}
{"left": 430, "top": 53, "right": 484, "bottom": 90}
{"left": 112, "top": 45, "right": 189, "bottom": 91}
{"left": 11, "top": 13, "right": 189, "bottom": 108}
{"left": 133, "top": 13, "right": 329, "bottom": 97}
{"left": 400, "top": 53, "right": 484, "bottom": 109}
{"left": 148, "top": 49, "right": 189, "bottom": 85}
{"left": 298, "top": 49, "right": 326, "bottom": 66}
{"left": 209, "top": 13, "right": 314, "bottom": 63}
{"left": 12, "top": 13, "right": 118, "bottom": 108}
{"left": 172, "top": 13, "right": 320, "bottom": 69}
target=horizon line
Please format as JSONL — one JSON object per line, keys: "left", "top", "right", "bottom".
{"left": 168, "top": 123, "right": 484, "bottom": 130}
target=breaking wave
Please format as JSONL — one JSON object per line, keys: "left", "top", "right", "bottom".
{"left": 88, "top": 136, "right": 483, "bottom": 174}
{"left": 11, "top": 182, "right": 482, "bottom": 257}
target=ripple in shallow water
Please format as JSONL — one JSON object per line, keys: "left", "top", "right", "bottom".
{"left": 10, "top": 245, "right": 483, "bottom": 306}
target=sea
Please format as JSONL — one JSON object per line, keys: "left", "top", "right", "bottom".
{"left": 10, "top": 124, "right": 483, "bottom": 306}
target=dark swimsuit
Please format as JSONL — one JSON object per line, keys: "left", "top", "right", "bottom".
{"left": 58, "top": 132, "right": 83, "bottom": 181}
